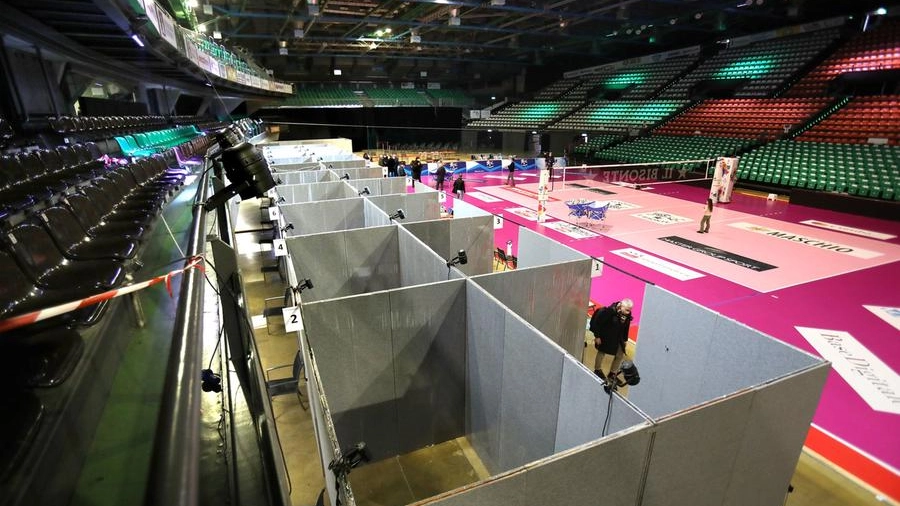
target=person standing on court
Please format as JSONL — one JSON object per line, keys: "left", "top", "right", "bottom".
{"left": 589, "top": 299, "right": 634, "bottom": 379}
{"left": 453, "top": 174, "right": 466, "bottom": 200}
{"left": 698, "top": 198, "right": 713, "bottom": 233}
{"left": 435, "top": 162, "right": 447, "bottom": 191}
{"left": 506, "top": 156, "right": 516, "bottom": 186}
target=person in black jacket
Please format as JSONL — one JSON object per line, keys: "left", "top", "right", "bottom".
{"left": 452, "top": 174, "right": 466, "bottom": 200}
{"left": 588, "top": 299, "right": 633, "bottom": 378}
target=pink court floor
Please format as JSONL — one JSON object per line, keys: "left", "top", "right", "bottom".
{"left": 428, "top": 169, "right": 900, "bottom": 501}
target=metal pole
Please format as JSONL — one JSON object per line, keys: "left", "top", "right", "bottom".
{"left": 145, "top": 166, "right": 211, "bottom": 506}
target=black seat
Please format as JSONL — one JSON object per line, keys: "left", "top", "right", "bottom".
{"left": 0, "top": 328, "right": 84, "bottom": 387}
{"left": 36, "top": 207, "right": 137, "bottom": 261}
{"left": 3, "top": 223, "right": 124, "bottom": 291}
{"left": 59, "top": 193, "right": 146, "bottom": 240}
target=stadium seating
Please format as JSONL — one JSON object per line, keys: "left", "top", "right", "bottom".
{"left": 550, "top": 100, "right": 688, "bottom": 132}
{"left": 661, "top": 27, "right": 840, "bottom": 99}
{"left": 656, "top": 98, "right": 830, "bottom": 140}
{"left": 467, "top": 101, "right": 582, "bottom": 129}
{"left": 594, "top": 135, "right": 751, "bottom": 166}
{"left": 786, "top": 17, "right": 900, "bottom": 97}
{"left": 738, "top": 139, "right": 900, "bottom": 199}
{"left": 796, "top": 96, "right": 900, "bottom": 145}
{"left": 364, "top": 88, "right": 433, "bottom": 107}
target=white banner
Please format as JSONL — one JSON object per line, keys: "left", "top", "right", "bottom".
{"left": 863, "top": 305, "right": 900, "bottom": 333}
{"left": 711, "top": 157, "right": 739, "bottom": 203}
{"left": 728, "top": 222, "right": 884, "bottom": 259}
{"left": 610, "top": 248, "right": 705, "bottom": 280}
{"left": 796, "top": 327, "right": 900, "bottom": 415}
{"left": 800, "top": 220, "right": 896, "bottom": 241}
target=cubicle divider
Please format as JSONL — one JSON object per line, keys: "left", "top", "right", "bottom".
{"left": 275, "top": 181, "right": 357, "bottom": 204}
{"left": 517, "top": 227, "right": 590, "bottom": 268}
{"left": 629, "top": 285, "right": 830, "bottom": 506}
{"left": 279, "top": 198, "right": 371, "bottom": 236}
{"left": 367, "top": 192, "right": 442, "bottom": 223}
{"left": 347, "top": 177, "right": 407, "bottom": 196}
{"left": 401, "top": 216, "right": 495, "bottom": 277}
{"left": 451, "top": 198, "right": 492, "bottom": 218}
{"left": 470, "top": 259, "right": 591, "bottom": 358}
{"left": 273, "top": 169, "right": 336, "bottom": 185}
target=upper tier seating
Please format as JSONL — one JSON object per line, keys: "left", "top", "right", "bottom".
{"left": 656, "top": 98, "right": 829, "bottom": 140}
{"left": 739, "top": 139, "right": 899, "bottom": 200}
{"left": 283, "top": 88, "right": 363, "bottom": 107}
{"left": 365, "top": 88, "right": 433, "bottom": 107}
{"left": 796, "top": 96, "right": 900, "bottom": 145}
{"left": 661, "top": 27, "right": 840, "bottom": 99}
{"left": 549, "top": 100, "right": 688, "bottom": 132}
{"left": 467, "top": 101, "right": 582, "bottom": 129}
{"left": 594, "top": 134, "right": 751, "bottom": 165}
{"left": 786, "top": 18, "right": 900, "bottom": 97}
{"left": 572, "top": 134, "right": 624, "bottom": 158}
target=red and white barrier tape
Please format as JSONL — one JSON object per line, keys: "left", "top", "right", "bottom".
{"left": 0, "top": 256, "right": 205, "bottom": 334}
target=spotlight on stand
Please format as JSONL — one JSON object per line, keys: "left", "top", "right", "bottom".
{"left": 281, "top": 223, "right": 294, "bottom": 234}
{"left": 203, "top": 140, "right": 277, "bottom": 211}
{"left": 341, "top": 173, "right": 351, "bottom": 180}
{"left": 446, "top": 249, "right": 468, "bottom": 268}
{"left": 604, "top": 360, "right": 640, "bottom": 393}
{"left": 358, "top": 186, "right": 370, "bottom": 196}
{"left": 389, "top": 209, "right": 405, "bottom": 221}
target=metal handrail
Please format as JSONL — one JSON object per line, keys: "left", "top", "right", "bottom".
{"left": 145, "top": 167, "right": 211, "bottom": 506}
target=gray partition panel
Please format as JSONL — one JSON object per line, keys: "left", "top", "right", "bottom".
{"left": 302, "top": 294, "right": 398, "bottom": 460}
{"left": 699, "top": 315, "right": 822, "bottom": 401}
{"left": 723, "top": 364, "right": 829, "bottom": 506}
{"left": 470, "top": 260, "right": 590, "bottom": 358}
{"left": 449, "top": 216, "right": 494, "bottom": 276}
{"left": 428, "top": 473, "right": 528, "bottom": 506}
{"left": 517, "top": 227, "right": 588, "bottom": 268}
{"left": 345, "top": 227, "right": 401, "bottom": 296}
{"left": 311, "top": 181, "right": 355, "bottom": 201}
{"left": 555, "top": 356, "right": 649, "bottom": 452}
{"left": 391, "top": 282, "right": 467, "bottom": 454}
{"left": 369, "top": 193, "right": 441, "bottom": 223}
{"left": 498, "top": 314, "right": 565, "bottom": 471}
{"left": 397, "top": 228, "right": 448, "bottom": 287}
{"left": 465, "top": 284, "right": 507, "bottom": 475}
{"left": 363, "top": 200, "right": 391, "bottom": 228}
{"left": 523, "top": 428, "right": 652, "bottom": 506}
{"left": 403, "top": 220, "right": 451, "bottom": 264}
{"left": 627, "top": 285, "right": 718, "bottom": 418}
{"left": 280, "top": 199, "right": 365, "bottom": 235}
{"left": 276, "top": 169, "right": 335, "bottom": 185}
{"left": 451, "top": 199, "right": 491, "bottom": 218}
{"left": 642, "top": 390, "right": 755, "bottom": 506}
{"left": 286, "top": 233, "right": 350, "bottom": 303}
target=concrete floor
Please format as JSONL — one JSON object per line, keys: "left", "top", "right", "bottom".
{"left": 234, "top": 198, "right": 891, "bottom": 506}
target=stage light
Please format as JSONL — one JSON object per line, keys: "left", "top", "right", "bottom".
{"left": 281, "top": 223, "right": 294, "bottom": 234}
{"left": 389, "top": 209, "right": 405, "bottom": 221}
{"left": 604, "top": 360, "right": 641, "bottom": 393}
{"left": 446, "top": 249, "right": 468, "bottom": 268}
{"left": 874, "top": 7, "right": 887, "bottom": 15}
{"left": 358, "top": 186, "right": 370, "bottom": 196}
{"left": 131, "top": 34, "right": 145, "bottom": 47}
{"left": 203, "top": 135, "right": 277, "bottom": 211}
{"left": 341, "top": 173, "right": 351, "bottom": 180}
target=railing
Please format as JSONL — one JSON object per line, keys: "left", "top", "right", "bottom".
{"left": 145, "top": 168, "right": 211, "bottom": 506}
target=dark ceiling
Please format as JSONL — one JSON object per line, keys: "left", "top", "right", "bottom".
{"left": 0, "top": 0, "right": 894, "bottom": 91}
{"left": 200, "top": 0, "right": 891, "bottom": 85}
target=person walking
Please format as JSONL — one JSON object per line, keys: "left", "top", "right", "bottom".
{"left": 435, "top": 163, "right": 447, "bottom": 191}
{"left": 698, "top": 198, "right": 713, "bottom": 233}
{"left": 506, "top": 157, "right": 516, "bottom": 186}
{"left": 453, "top": 174, "right": 466, "bottom": 200}
{"left": 589, "top": 299, "right": 634, "bottom": 379}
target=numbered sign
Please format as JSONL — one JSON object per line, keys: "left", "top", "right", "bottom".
{"left": 591, "top": 257, "right": 604, "bottom": 278}
{"left": 494, "top": 214, "right": 504, "bottom": 230}
{"left": 268, "top": 206, "right": 280, "bottom": 222}
{"left": 273, "top": 238, "right": 287, "bottom": 257}
{"left": 438, "top": 191, "right": 447, "bottom": 203}
{"left": 282, "top": 306, "right": 303, "bottom": 332}
{"left": 406, "top": 176, "right": 413, "bottom": 187}
{"left": 382, "top": 166, "right": 388, "bottom": 178}
{"left": 267, "top": 188, "right": 278, "bottom": 199}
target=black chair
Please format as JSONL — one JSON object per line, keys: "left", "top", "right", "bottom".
{"left": 0, "top": 328, "right": 84, "bottom": 388}
{"left": 0, "top": 391, "right": 43, "bottom": 483}
{"left": 265, "top": 350, "right": 307, "bottom": 410}
{"left": 3, "top": 223, "right": 124, "bottom": 291}
{"left": 36, "top": 207, "right": 137, "bottom": 261}
{"left": 60, "top": 193, "right": 146, "bottom": 240}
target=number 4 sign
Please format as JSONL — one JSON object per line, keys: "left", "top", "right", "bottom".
{"left": 273, "top": 238, "right": 287, "bottom": 257}
{"left": 282, "top": 306, "right": 303, "bottom": 332}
